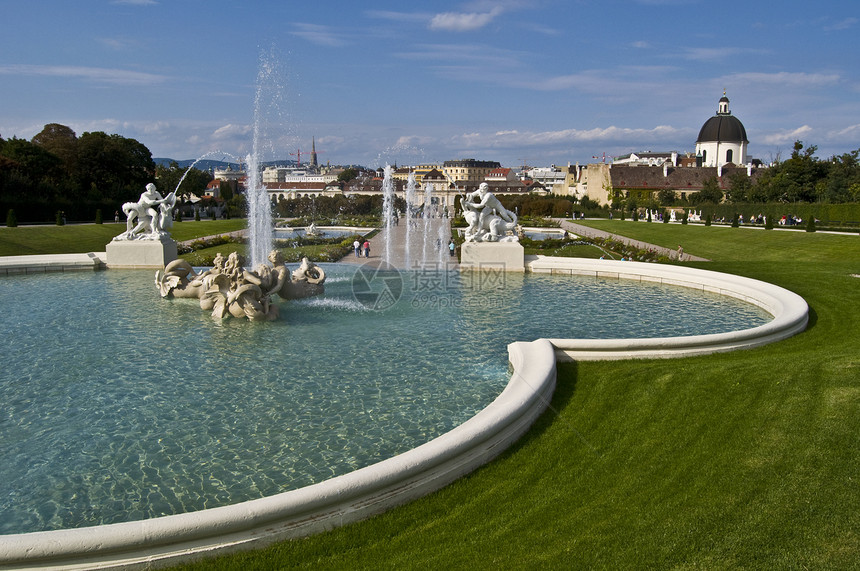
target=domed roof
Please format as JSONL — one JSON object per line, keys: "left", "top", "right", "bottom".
{"left": 696, "top": 95, "right": 748, "bottom": 143}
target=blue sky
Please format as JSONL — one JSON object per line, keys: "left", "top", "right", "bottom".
{"left": 1, "top": 0, "right": 858, "bottom": 168}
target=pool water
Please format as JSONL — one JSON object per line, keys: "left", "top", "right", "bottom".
{"left": 0, "top": 264, "right": 769, "bottom": 534}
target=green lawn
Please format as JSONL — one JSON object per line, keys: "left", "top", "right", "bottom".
{"left": 574, "top": 219, "right": 859, "bottom": 263}
{"left": 0, "top": 220, "right": 248, "bottom": 256}
{"left": 167, "top": 223, "right": 859, "bottom": 570}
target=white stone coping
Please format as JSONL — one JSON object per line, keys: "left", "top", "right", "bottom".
{"left": 527, "top": 256, "right": 809, "bottom": 360}
{"left": 0, "top": 256, "right": 809, "bottom": 569}
{"left": 0, "top": 252, "right": 106, "bottom": 276}
{"left": 0, "top": 339, "right": 557, "bottom": 570}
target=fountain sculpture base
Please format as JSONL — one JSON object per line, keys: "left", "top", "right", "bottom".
{"left": 106, "top": 238, "right": 177, "bottom": 269}
{"left": 460, "top": 242, "right": 524, "bottom": 272}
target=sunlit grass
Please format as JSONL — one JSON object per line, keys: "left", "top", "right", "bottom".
{"left": 0, "top": 219, "right": 248, "bottom": 256}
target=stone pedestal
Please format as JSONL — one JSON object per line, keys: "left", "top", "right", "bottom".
{"left": 106, "top": 238, "right": 177, "bottom": 269}
{"left": 460, "top": 241, "right": 525, "bottom": 272}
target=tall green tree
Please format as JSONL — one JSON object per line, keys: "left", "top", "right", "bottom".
{"left": 692, "top": 176, "right": 723, "bottom": 204}
{"left": 725, "top": 172, "right": 752, "bottom": 203}
{"left": 73, "top": 132, "right": 155, "bottom": 201}
{"left": 0, "top": 137, "right": 63, "bottom": 199}
{"left": 31, "top": 123, "right": 78, "bottom": 170}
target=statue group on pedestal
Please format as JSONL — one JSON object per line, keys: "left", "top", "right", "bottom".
{"left": 462, "top": 183, "right": 519, "bottom": 242}
{"left": 156, "top": 251, "right": 326, "bottom": 322}
{"left": 114, "top": 183, "right": 176, "bottom": 242}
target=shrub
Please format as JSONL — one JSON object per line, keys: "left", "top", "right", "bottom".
{"left": 56, "top": 210, "right": 65, "bottom": 226}
{"left": 95, "top": 209, "right": 103, "bottom": 224}
{"left": 765, "top": 215, "right": 774, "bottom": 230}
{"left": 662, "top": 209, "right": 669, "bottom": 223}
{"left": 732, "top": 214, "right": 739, "bottom": 228}
{"left": 806, "top": 217, "right": 817, "bottom": 232}
{"left": 194, "top": 209, "right": 201, "bottom": 222}
{"left": 6, "top": 209, "right": 17, "bottom": 228}
{"left": 705, "top": 214, "right": 712, "bottom": 226}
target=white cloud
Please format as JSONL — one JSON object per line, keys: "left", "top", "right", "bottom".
{"left": 723, "top": 71, "right": 840, "bottom": 88}
{"left": 760, "top": 125, "right": 813, "bottom": 145}
{"left": 823, "top": 17, "right": 857, "bottom": 31}
{"left": 453, "top": 124, "right": 689, "bottom": 150}
{"left": 290, "top": 23, "right": 348, "bottom": 47}
{"left": 429, "top": 8, "right": 502, "bottom": 32}
{"left": 828, "top": 123, "right": 860, "bottom": 140}
{"left": 0, "top": 64, "right": 167, "bottom": 86}
{"left": 212, "top": 124, "right": 252, "bottom": 140}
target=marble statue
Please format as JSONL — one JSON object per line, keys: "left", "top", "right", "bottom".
{"left": 155, "top": 250, "right": 326, "bottom": 321}
{"left": 115, "top": 183, "right": 176, "bottom": 241}
{"left": 305, "top": 222, "right": 321, "bottom": 237}
{"left": 462, "top": 182, "right": 519, "bottom": 242}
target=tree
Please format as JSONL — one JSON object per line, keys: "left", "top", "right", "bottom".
{"left": 155, "top": 162, "right": 212, "bottom": 198}
{"left": 657, "top": 189, "right": 676, "bottom": 206}
{"left": 726, "top": 172, "right": 752, "bottom": 203}
{"left": 0, "top": 137, "right": 63, "bottom": 199}
{"left": 219, "top": 180, "right": 234, "bottom": 202}
{"left": 31, "top": 124, "right": 78, "bottom": 170}
{"left": 73, "top": 132, "right": 155, "bottom": 201}
{"left": 692, "top": 176, "right": 722, "bottom": 204}
{"left": 751, "top": 140, "right": 828, "bottom": 203}
{"left": 337, "top": 168, "right": 358, "bottom": 182}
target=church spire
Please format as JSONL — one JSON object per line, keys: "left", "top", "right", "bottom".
{"left": 310, "top": 137, "right": 318, "bottom": 168}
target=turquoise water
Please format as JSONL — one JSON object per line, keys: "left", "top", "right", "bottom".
{"left": 0, "top": 264, "right": 769, "bottom": 534}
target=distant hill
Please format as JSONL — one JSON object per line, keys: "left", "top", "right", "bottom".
{"left": 154, "top": 158, "right": 300, "bottom": 171}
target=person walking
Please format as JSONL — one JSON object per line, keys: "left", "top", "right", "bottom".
{"left": 363, "top": 240, "right": 370, "bottom": 258}
{"left": 353, "top": 238, "right": 361, "bottom": 257}
{"left": 448, "top": 239, "right": 456, "bottom": 257}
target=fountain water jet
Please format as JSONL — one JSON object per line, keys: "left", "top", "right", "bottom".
{"left": 381, "top": 165, "right": 395, "bottom": 266}
{"left": 421, "top": 181, "right": 433, "bottom": 267}
{"left": 403, "top": 171, "right": 417, "bottom": 269}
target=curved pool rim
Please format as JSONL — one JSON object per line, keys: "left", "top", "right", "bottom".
{"left": 0, "top": 255, "right": 808, "bottom": 570}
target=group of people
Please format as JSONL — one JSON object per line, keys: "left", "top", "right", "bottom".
{"left": 353, "top": 239, "right": 371, "bottom": 258}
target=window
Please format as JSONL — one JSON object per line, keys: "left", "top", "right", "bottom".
{"left": 726, "top": 149, "right": 733, "bottom": 163}
{"left": 702, "top": 150, "right": 707, "bottom": 164}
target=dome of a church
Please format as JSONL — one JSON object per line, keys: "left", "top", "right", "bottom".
{"left": 696, "top": 95, "right": 748, "bottom": 144}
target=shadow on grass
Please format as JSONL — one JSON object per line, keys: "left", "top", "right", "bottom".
{"left": 493, "top": 361, "right": 580, "bottom": 460}
{"left": 805, "top": 305, "right": 819, "bottom": 329}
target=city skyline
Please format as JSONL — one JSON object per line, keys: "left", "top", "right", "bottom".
{"left": 1, "top": 0, "right": 858, "bottom": 168}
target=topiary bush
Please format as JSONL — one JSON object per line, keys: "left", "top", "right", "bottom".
{"left": 6, "top": 209, "right": 17, "bottom": 228}
{"left": 806, "top": 217, "right": 817, "bottom": 232}
{"left": 95, "top": 209, "right": 103, "bottom": 224}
